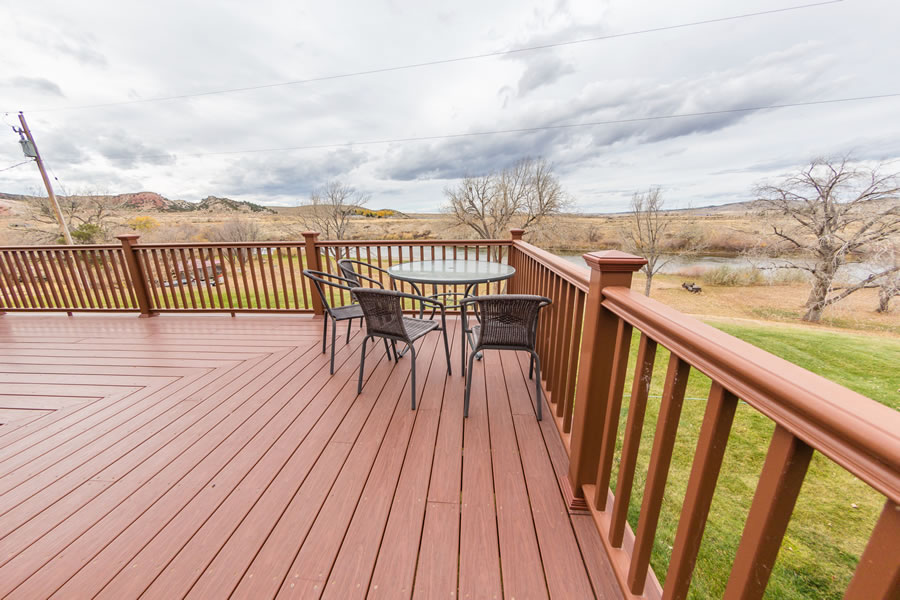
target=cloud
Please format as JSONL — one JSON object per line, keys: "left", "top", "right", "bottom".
{"left": 93, "top": 131, "right": 176, "bottom": 168}
{"left": 515, "top": 53, "right": 575, "bottom": 96}
{"left": 379, "top": 42, "right": 836, "bottom": 182}
{"left": 220, "top": 148, "right": 369, "bottom": 199}
{"left": 5, "top": 77, "right": 65, "bottom": 97}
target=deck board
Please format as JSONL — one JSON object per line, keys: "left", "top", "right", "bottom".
{"left": 0, "top": 313, "right": 621, "bottom": 599}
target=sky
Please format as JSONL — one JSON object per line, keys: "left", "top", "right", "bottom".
{"left": 1, "top": 0, "right": 899, "bottom": 213}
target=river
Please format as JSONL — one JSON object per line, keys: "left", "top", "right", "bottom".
{"left": 554, "top": 253, "right": 881, "bottom": 284}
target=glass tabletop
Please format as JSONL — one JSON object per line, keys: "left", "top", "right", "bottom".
{"left": 387, "top": 260, "right": 515, "bottom": 285}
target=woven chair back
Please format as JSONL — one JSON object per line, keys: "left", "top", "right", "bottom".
{"left": 472, "top": 295, "right": 549, "bottom": 350}
{"left": 353, "top": 288, "right": 408, "bottom": 341}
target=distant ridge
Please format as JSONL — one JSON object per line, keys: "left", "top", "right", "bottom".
{"left": 0, "top": 191, "right": 275, "bottom": 214}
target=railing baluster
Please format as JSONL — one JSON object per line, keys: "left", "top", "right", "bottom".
{"left": 54, "top": 250, "right": 77, "bottom": 309}
{"left": 628, "top": 354, "right": 691, "bottom": 594}
{"left": 277, "top": 247, "right": 290, "bottom": 309}
{"left": 66, "top": 250, "right": 90, "bottom": 309}
{"left": 723, "top": 425, "right": 813, "bottom": 600}
{"left": 0, "top": 252, "right": 23, "bottom": 308}
{"left": 562, "top": 289, "right": 585, "bottom": 433}
{"left": 594, "top": 317, "right": 634, "bottom": 508}
{"left": 664, "top": 382, "right": 739, "bottom": 600}
{"left": 149, "top": 249, "right": 169, "bottom": 309}
{"left": 611, "top": 334, "right": 657, "bottom": 546}
{"left": 197, "top": 247, "right": 214, "bottom": 308}
{"left": 226, "top": 248, "right": 242, "bottom": 309}
{"left": 29, "top": 250, "right": 55, "bottom": 308}
{"left": 844, "top": 499, "right": 900, "bottom": 599}
{"left": 13, "top": 251, "right": 39, "bottom": 308}
{"left": 245, "top": 247, "right": 260, "bottom": 308}
{"left": 265, "top": 246, "right": 278, "bottom": 309}
{"left": 115, "top": 248, "right": 138, "bottom": 308}
{"left": 43, "top": 250, "right": 70, "bottom": 308}
{"left": 82, "top": 250, "right": 106, "bottom": 308}
{"left": 185, "top": 248, "right": 205, "bottom": 308}
{"left": 164, "top": 249, "right": 185, "bottom": 308}
{"left": 93, "top": 249, "right": 117, "bottom": 308}
{"left": 100, "top": 249, "right": 122, "bottom": 308}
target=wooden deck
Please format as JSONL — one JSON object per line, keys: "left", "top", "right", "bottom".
{"left": 0, "top": 313, "right": 620, "bottom": 599}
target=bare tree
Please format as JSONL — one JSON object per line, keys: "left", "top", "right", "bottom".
{"left": 872, "top": 242, "right": 900, "bottom": 313}
{"left": 30, "top": 189, "right": 114, "bottom": 243}
{"left": 297, "top": 181, "right": 368, "bottom": 240}
{"left": 444, "top": 157, "right": 569, "bottom": 245}
{"left": 621, "top": 187, "right": 671, "bottom": 296}
{"left": 756, "top": 158, "right": 900, "bottom": 322}
{"left": 204, "top": 218, "right": 263, "bottom": 264}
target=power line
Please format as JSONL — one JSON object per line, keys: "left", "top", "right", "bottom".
{"left": 75, "top": 92, "right": 899, "bottom": 162}
{"left": 11, "top": 0, "right": 843, "bottom": 114}
{"left": 0, "top": 159, "right": 33, "bottom": 173}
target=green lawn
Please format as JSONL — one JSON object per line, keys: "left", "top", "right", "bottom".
{"left": 611, "top": 322, "right": 898, "bottom": 599}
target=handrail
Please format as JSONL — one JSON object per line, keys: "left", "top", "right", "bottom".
{"left": 317, "top": 238, "right": 512, "bottom": 247}
{"left": 0, "top": 243, "right": 120, "bottom": 251}
{"left": 602, "top": 285, "right": 900, "bottom": 503}
{"left": 512, "top": 239, "right": 590, "bottom": 292}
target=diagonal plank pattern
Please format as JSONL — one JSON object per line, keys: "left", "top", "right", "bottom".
{"left": 0, "top": 313, "right": 619, "bottom": 599}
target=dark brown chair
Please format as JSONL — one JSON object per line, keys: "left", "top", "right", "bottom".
{"left": 302, "top": 269, "right": 392, "bottom": 375}
{"left": 352, "top": 287, "right": 452, "bottom": 410}
{"left": 461, "top": 294, "right": 551, "bottom": 420}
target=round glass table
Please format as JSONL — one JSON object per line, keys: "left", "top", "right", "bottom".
{"left": 386, "top": 259, "right": 516, "bottom": 298}
{"left": 387, "top": 260, "right": 516, "bottom": 359}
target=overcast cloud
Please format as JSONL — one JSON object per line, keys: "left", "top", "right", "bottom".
{"left": 1, "top": 0, "right": 898, "bottom": 212}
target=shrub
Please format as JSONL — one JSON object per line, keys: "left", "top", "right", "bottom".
{"left": 702, "top": 266, "right": 764, "bottom": 286}
{"left": 68, "top": 223, "right": 103, "bottom": 244}
{"left": 128, "top": 216, "right": 160, "bottom": 232}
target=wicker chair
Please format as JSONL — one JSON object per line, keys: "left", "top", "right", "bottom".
{"left": 352, "top": 287, "right": 452, "bottom": 410}
{"left": 461, "top": 294, "right": 551, "bottom": 420}
{"left": 303, "top": 269, "right": 393, "bottom": 375}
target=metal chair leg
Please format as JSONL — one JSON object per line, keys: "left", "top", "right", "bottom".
{"left": 321, "top": 313, "right": 328, "bottom": 354}
{"left": 441, "top": 327, "right": 452, "bottom": 376}
{"left": 358, "top": 336, "right": 369, "bottom": 394}
{"left": 464, "top": 351, "right": 476, "bottom": 417}
{"left": 461, "top": 320, "right": 467, "bottom": 375}
{"left": 529, "top": 355, "right": 534, "bottom": 379}
{"left": 531, "top": 352, "right": 542, "bottom": 421}
{"left": 346, "top": 319, "right": 352, "bottom": 344}
{"left": 383, "top": 338, "right": 393, "bottom": 362}
{"left": 409, "top": 344, "right": 417, "bottom": 410}
{"left": 329, "top": 318, "right": 337, "bottom": 375}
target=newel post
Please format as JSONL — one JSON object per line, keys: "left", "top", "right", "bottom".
{"left": 116, "top": 234, "right": 156, "bottom": 318}
{"left": 565, "top": 250, "right": 646, "bottom": 510}
{"left": 508, "top": 229, "right": 525, "bottom": 293}
{"left": 302, "top": 231, "right": 324, "bottom": 315}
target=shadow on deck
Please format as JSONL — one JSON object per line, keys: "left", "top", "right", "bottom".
{"left": 0, "top": 313, "right": 620, "bottom": 599}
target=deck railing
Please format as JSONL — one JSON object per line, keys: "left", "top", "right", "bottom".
{"left": 0, "top": 234, "right": 512, "bottom": 315}
{"left": 0, "top": 242, "right": 136, "bottom": 312}
{"left": 521, "top": 248, "right": 899, "bottom": 600}
{"left": 1, "top": 232, "right": 897, "bottom": 598}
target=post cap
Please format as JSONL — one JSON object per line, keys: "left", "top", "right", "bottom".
{"left": 583, "top": 250, "right": 647, "bottom": 272}
{"left": 510, "top": 228, "right": 525, "bottom": 240}
{"left": 301, "top": 231, "right": 320, "bottom": 238}
{"left": 116, "top": 234, "right": 140, "bottom": 241}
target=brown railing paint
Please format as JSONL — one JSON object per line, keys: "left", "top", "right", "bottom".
{"left": 0, "top": 231, "right": 897, "bottom": 599}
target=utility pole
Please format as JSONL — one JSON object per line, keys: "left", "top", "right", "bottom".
{"left": 16, "top": 111, "right": 73, "bottom": 245}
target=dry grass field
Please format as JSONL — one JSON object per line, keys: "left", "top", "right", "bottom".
{"left": 1, "top": 198, "right": 897, "bottom": 333}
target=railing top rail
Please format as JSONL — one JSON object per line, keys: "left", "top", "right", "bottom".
{"left": 0, "top": 244, "right": 121, "bottom": 251}
{"left": 133, "top": 241, "right": 306, "bottom": 249}
{"left": 513, "top": 239, "right": 590, "bottom": 292}
{"left": 602, "top": 285, "right": 900, "bottom": 503}
{"left": 316, "top": 239, "right": 513, "bottom": 247}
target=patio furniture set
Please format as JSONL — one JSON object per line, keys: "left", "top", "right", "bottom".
{"left": 303, "top": 258, "right": 550, "bottom": 419}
